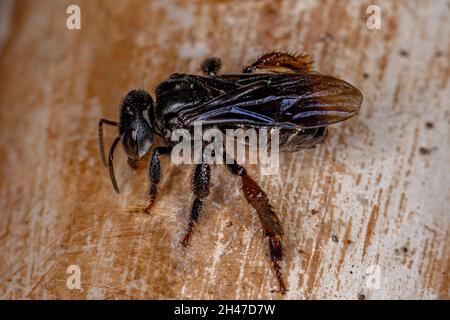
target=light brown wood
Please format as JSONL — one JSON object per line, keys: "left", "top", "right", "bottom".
{"left": 0, "top": 0, "right": 448, "bottom": 300}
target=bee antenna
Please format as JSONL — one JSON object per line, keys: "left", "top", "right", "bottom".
{"left": 108, "top": 135, "right": 121, "bottom": 194}
{"left": 98, "top": 119, "right": 119, "bottom": 166}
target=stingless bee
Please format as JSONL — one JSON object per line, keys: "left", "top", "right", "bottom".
{"left": 98, "top": 52, "right": 363, "bottom": 293}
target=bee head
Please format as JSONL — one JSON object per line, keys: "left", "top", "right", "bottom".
{"left": 119, "top": 89, "right": 154, "bottom": 160}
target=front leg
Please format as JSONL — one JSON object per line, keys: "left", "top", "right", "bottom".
{"left": 144, "top": 146, "right": 172, "bottom": 214}
{"left": 182, "top": 161, "right": 211, "bottom": 246}
{"left": 227, "top": 163, "right": 286, "bottom": 294}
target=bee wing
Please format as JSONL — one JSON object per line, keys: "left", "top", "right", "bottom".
{"left": 180, "top": 72, "right": 363, "bottom": 129}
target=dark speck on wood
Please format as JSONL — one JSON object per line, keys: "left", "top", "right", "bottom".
{"left": 399, "top": 49, "right": 409, "bottom": 57}
{"left": 425, "top": 122, "right": 434, "bottom": 129}
{"left": 419, "top": 147, "right": 434, "bottom": 155}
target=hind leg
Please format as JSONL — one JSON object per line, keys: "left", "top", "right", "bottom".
{"left": 227, "top": 162, "right": 286, "bottom": 293}
{"left": 243, "top": 51, "right": 314, "bottom": 73}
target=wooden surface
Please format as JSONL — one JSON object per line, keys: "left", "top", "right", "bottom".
{"left": 0, "top": 0, "right": 449, "bottom": 300}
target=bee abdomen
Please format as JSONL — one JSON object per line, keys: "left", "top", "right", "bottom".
{"left": 279, "top": 127, "right": 328, "bottom": 152}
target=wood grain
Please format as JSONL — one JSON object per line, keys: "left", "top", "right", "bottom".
{"left": 0, "top": 0, "right": 448, "bottom": 299}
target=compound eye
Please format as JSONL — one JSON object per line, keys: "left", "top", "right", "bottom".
{"left": 122, "top": 130, "right": 139, "bottom": 160}
{"left": 131, "top": 130, "right": 138, "bottom": 141}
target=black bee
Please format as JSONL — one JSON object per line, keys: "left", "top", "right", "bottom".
{"left": 98, "top": 52, "right": 363, "bottom": 293}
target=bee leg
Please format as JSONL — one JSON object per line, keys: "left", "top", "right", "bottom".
{"left": 201, "top": 57, "right": 222, "bottom": 75}
{"left": 144, "top": 146, "right": 172, "bottom": 214}
{"left": 182, "top": 161, "right": 211, "bottom": 246}
{"left": 227, "top": 162, "right": 287, "bottom": 294}
{"left": 243, "top": 51, "right": 314, "bottom": 73}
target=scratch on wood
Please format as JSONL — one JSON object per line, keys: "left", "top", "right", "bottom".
{"left": 363, "top": 205, "right": 380, "bottom": 258}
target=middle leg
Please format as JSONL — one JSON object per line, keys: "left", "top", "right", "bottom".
{"left": 201, "top": 57, "right": 222, "bottom": 75}
{"left": 181, "top": 160, "right": 211, "bottom": 246}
